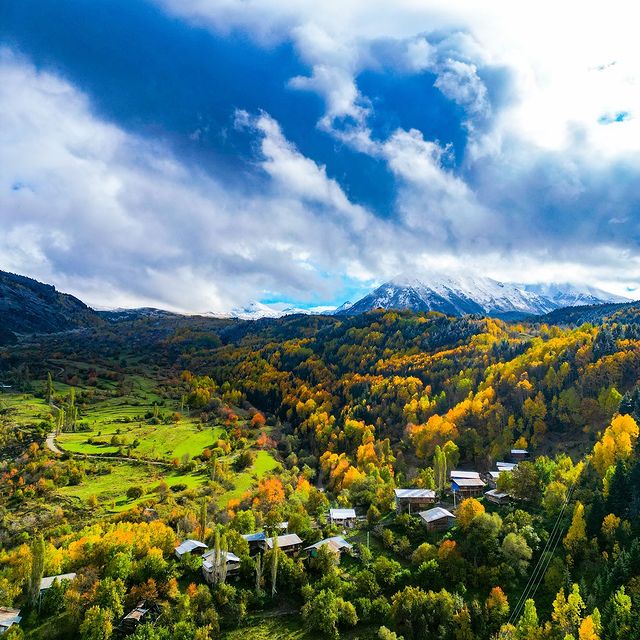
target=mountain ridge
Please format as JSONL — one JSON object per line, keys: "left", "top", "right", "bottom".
{"left": 336, "top": 273, "right": 629, "bottom": 318}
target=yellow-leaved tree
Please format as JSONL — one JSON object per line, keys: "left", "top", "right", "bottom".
{"left": 592, "top": 414, "right": 639, "bottom": 477}
{"left": 457, "top": 497, "right": 485, "bottom": 529}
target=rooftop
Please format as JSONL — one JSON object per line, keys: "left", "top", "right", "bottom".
{"left": 394, "top": 488, "right": 436, "bottom": 499}
{"left": 304, "top": 536, "right": 353, "bottom": 552}
{"left": 266, "top": 533, "right": 303, "bottom": 549}
{"left": 175, "top": 539, "right": 208, "bottom": 555}
{"left": 452, "top": 477, "right": 485, "bottom": 488}
{"left": 329, "top": 508, "right": 356, "bottom": 519}
{"left": 418, "top": 507, "right": 456, "bottom": 524}
{"left": 0, "top": 607, "right": 21, "bottom": 629}
{"left": 40, "top": 573, "right": 77, "bottom": 590}
{"left": 485, "top": 489, "right": 509, "bottom": 499}
{"left": 450, "top": 470, "right": 482, "bottom": 480}
{"left": 242, "top": 531, "right": 267, "bottom": 543}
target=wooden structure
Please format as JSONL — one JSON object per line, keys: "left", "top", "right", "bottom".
{"left": 174, "top": 539, "right": 208, "bottom": 559}
{"left": 511, "top": 449, "right": 529, "bottom": 461}
{"left": 304, "top": 536, "right": 353, "bottom": 561}
{"left": 201, "top": 550, "right": 241, "bottom": 583}
{"left": 39, "top": 573, "right": 76, "bottom": 599}
{"left": 394, "top": 488, "right": 437, "bottom": 513}
{"left": 266, "top": 533, "right": 303, "bottom": 555}
{"left": 0, "top": 607, "right": 21, "bottom": 635}
{"left": 329, "top": 508, "right": 357, "bottom": 529}
{"left": 418, "top": 507, "right": 456, "bottom": 532}
{"left": 484, "top": 489, "right": 510, "bottom": 505}
{"left": 242, "top": 531, "right": 267, "bottom": 554}
{"left": 451, "top": 476, "right": 485, "bottom": 497}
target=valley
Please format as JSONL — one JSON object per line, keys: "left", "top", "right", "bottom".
{"left": 0, "top": 276, "right": 640, "bottom": 639}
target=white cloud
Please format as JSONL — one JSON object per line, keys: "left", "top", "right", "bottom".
{"left": 155, "top": 0, "right": 640, "bottom": 158}
{"left": 0, "top": 50, "right": 400, "bottom": 311}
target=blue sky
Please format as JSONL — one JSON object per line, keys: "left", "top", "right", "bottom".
{"left": 1, "top": 0, "right": 639, "bottom": 311}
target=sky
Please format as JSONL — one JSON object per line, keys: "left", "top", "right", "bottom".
{"left": 1, "top": 0, "right": 640, "bottom": 312}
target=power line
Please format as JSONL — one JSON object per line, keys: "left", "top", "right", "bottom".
{"left": 508, "top": 456, "right": 588, "bottom": 626}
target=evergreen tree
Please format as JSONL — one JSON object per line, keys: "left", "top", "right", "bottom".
{"left": 29, "top": 533, "right": 45, "bottom": 607}
{"left": 45, "top": 372, "right": 53, "bottom": 405}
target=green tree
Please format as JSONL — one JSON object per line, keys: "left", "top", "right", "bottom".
{"left": 94, "top": 578, "right": 125, "bottom": 621}
{"left": 45, "top": 372, "right": 54, "bottom": 405}
{"left": 302, "top": 589, "right": 339, "bottom": 639}
{"left": 80, "top": 606, "right": 113, "bottom": 640}
{"left": 28, "top": 533, "right": 45, "bottom": 606}
{"left": 516, "top": 599, "right": 541, "bottom": 640}
{"left": 270, "top": 535, "right": 279, "bottom": 598}
{"left": 501, "top": 533, "right": 532, "bottom": 574}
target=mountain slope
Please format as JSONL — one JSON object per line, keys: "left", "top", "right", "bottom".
{"left": 0, "top": 270, "right": 103, "bottom": 342}
{"left": 337, "top": 273, "right": 627, "bottom": 318}
{"left": 520, "top": 282, "right": 629, "bottom": 308}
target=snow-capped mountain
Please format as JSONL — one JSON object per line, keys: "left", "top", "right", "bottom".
{"left": 336, "top": 273, "right": 629, "bottom": 318}
{"left": 229, "top": 301, "right": 336, "bottom": 320}
{"left": 519, "top": 283, "right": 629, "bottom": 308}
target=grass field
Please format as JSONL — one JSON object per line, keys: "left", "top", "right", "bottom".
{"left": 222, "top": 617, "right": 308, "bottom": 640}
{"left": 0, "top": 391, "right": 53, "bottom": 426}
{"left": 217, "top": 450, "right": 279, "bottom": 506}
{"left": 58, "top": 461, "right": 205, "bottom": 510}
{"left": 58, "top": 418, "right": 224, "bottom": 461}
{"left": 3, "top": 376, "right": 282, "bottom": 513}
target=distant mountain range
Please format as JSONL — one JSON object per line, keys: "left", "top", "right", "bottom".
{"left": 334, "top": 274, "right": 630, "bottom": 319}
{"left": 0, "top": 269, "right": 635, "bottom": 345}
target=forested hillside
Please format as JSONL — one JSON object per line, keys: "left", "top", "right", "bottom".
{"left": 1, "top": 310, "right": 640, "bottom": 639}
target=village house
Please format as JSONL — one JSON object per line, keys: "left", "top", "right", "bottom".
{"left": 496, "top": 461, "right": 517, "bottom": 471}
{"left": 304, "top": 536, "right": 353, "bottom": 562}
{"left": 266, "top": 533, "right": 304, "bottom": 555}
{"left": 485, "top": 489, "right": 510, "bottom": 505}
{"left": 394, "top": 488, "right": 437, "bottom": 513}
{"left": 511, "top": 449, "right": 529, "bottom": 461}
{"left": 418, "top": 507, "right": 456, "bottom": 533}
{"left": 0, "top": 607, "right": 21, "bottom": 635}
{"left": 174, "top": 539, "right": 208, "bottom": 559}
{"left": 486, "top": 470, "right": 501, "bottom": 488}
{"left": 201, "top": 550, "right": 241, "bottom": 583}
{"left": 242, "top": 531, "right": 267, "bottom": 554}
{"left": 451, "top": 476, "right": 485, "bottom": 498}
{"left": 329, "top": 508, "right": 357, "bottom": 529}
{"left": 120, "top": 602, "right": 151, "bottom": 634}
{"left": 39, "top": 573, "right": 76, "bottom": 599}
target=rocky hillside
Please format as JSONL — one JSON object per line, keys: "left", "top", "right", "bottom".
{"left": 0, "top": 270, "right": 103, "bottom": 343}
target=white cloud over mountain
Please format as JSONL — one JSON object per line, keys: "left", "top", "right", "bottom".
{"left": 2, "top": 1, "right": 640, "bottom": 310}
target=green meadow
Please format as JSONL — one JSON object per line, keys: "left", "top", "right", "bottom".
{"left": 217, "top": 450, "right": 279, "bottom": 506}
{"left": 57, "top": 462, "right": 205, "bottom": 511}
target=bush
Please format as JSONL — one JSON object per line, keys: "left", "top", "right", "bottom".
{"left": 126, "top": 486, "right": 144, "bottom": 500}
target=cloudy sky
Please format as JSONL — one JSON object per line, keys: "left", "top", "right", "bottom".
{"left": 1, "top": 1, "right": 640, "bottom": 312}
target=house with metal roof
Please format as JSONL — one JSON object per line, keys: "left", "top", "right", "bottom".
{"left": 418, "top": 507, "right": 456, "bottom": 532}
{"left": 496, "top": 461, "right": 517, "bottom": 471}
{"left": 394, "top": 488, "right": 437, "bottom": 513}
{"left": 266, "top": 533, "right": 303, "bottom": 555}
{"left": 0, "top": 607, "right": 21, "bottom": 635}
{"left": 304, "top": 536, "right": 353, "bottom": 560}
{"left": 511, "top": 449, "right": 529, "bottom": 461}
{"left": 174, "top": 539, "right": 208, "bottom": 559}
{"left": 242, "top": 531, "right": 267, "bottom": 553}
{"left": 202, "top": 550, "right": 241, "bottom": 583}
{"left": 329, "top": 508, "right": 357, "bottom": 528}
{"left": 485, "top": 489, "right": 510, "bottom": 505}
{"left": 451, "top": 476, "right": 485, "bottom": 497}
{"left": 40, "top": 573, "right": 76, "bottom": 594}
